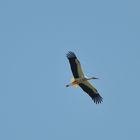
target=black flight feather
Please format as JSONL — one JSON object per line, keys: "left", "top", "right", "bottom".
{"left": 66, "top": 51, "right": 80, "bottom": 78}
{"left": 79, "top": 83, "right": 103, "bottom": 104}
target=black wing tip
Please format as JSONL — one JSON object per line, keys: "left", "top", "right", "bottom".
{"left": 66, "top": 51, "right": 77, "bottom": 59}
{"left": 92, "top": 94, "right": 103, "bottom": 104}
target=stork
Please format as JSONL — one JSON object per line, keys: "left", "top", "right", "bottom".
{"left": 66, "top": 51, "right": 103, "bottom": 104}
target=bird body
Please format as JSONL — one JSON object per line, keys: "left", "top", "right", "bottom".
{"left": 66, "top": 77, "right": 97, "bottom": 87}
{"left": 66, "top": 51, "right": 103, "bottom": 104}
{"left": 66, "top": 77, "right": 86, "bottom": 87}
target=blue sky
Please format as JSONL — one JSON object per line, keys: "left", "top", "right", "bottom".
{"left": 0, "top": 0, "right": 140, "bottom": 140}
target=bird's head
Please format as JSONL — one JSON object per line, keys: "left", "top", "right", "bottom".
{"left": 86, "top": 77, "right": 99, "bottom": 80}
{"left": 85, "top": 76, "right": 99, "bottom": 80}
{"left": 91, "top": 76, "right": 99, "bottom": 80}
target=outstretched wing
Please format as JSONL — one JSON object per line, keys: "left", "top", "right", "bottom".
{"left": 79, "top": 81, "right": 103, "bottom": 104}
{"left": 66, "top": 51, "right": 84, "bottom": 78}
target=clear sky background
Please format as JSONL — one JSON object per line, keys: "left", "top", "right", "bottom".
{"left": 0, "top": 0, "right": 140, "bottom": 140}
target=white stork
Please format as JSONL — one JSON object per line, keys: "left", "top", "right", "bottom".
{"left": 66, "top": 51, "right": 103, "bottom": 104}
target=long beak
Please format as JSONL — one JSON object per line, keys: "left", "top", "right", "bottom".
{"left": 92, "top": 77, "right": 99, "bottom": 79}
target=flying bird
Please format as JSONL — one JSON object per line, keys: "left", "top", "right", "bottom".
{"left": 66, "top": 51, "right": 103, "bottom": 104}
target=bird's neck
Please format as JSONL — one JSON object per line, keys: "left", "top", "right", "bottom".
{"left": 86, "top": 77, "right": 94, "bottom": 80}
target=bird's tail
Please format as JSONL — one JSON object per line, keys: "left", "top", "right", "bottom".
{"left": 70, "top": 77, "right": 78, "bottom": 88}
{"left": 66, "top": 78, "right": 78, "bottom": 88}
{"left": 70, "top": 77, "right": 75, "bottom": 83}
